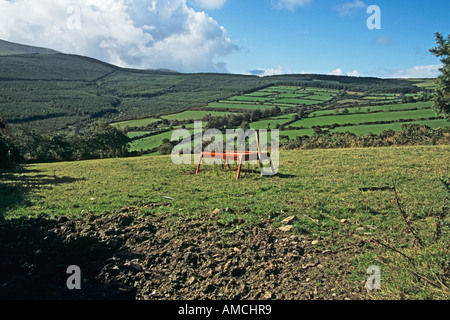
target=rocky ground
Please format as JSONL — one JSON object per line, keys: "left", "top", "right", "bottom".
{"left": 0, "top": 204, "right": 370, "bottom": 300}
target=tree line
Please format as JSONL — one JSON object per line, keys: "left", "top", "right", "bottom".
{"left": 202, "top": 106, "right": 282, "bottom": 131}
{"left": 0, "top": 119, "right": 130, "bottom": 169}
{"left": 430, "top": 32, "right": 450, "bottom": 120}
{"left": 281, "top": 124, "right": 449, "bottom": 150}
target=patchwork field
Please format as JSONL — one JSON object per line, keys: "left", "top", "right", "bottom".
{"left": 331, "top": 119, "right": 450, "bottom": 135}
{"left": 312, "top": 101, "right": 433, "bottom": 116}
{"left": 112, "top": 85, "right": 448, "bottom": 155}
{"left": 291, "top": 109, "right": 436, "bottom": 128}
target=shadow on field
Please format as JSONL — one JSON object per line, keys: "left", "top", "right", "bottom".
{"left": 217, "top": 167, "right": 297, "bottom": 179}
{"left": 268, "top": 172, "right": 296, "bottom": 179}
{"left": 0, "top": 166, "right": 85, "bottom": 219}
{"left": 0, "top": 214, "right": 146, "bottom": 300}
{"left": 0, "top": 167, "right": 150, "bottom": 300}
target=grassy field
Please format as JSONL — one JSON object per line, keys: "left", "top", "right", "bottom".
{"left": 291, "top": 109, "right": 437, "bottom": 128}
{"left": 3, "top": 146, "right": 446, "bottom": 220}
{"left": 205, "top": 102, "right": 283, "bottom": 111}
{"left": 129, "top": 130, "right": 191, "bottom": 152}
{"left": 249, "top": 114, "right": 296, "bottom": 130}
{"left": 275, "top": 98, "right": 323, "bottom": 105}
{"left": 331, "top": 119, "right": 450, "bottom": 135}
{"left": 1, "top": 145, "right": 449, "bottom": 299}
{"left": 312, "top": 101, "right": 434, "bottom": 117}
{"left": 126, "top": 131, "right": 152, "bottom": 139}
{"left": 407, "top": 79, "right": 438, "bottom": 89}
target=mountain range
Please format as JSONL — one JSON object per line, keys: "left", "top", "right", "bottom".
{"left": 0, "top": 39, "right": 423, "bottom": 132}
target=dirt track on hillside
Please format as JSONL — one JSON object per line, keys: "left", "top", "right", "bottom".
{"left": 0, "top": 206, "right": 370, "bottom": 300}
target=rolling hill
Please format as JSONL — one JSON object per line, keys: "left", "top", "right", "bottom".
{"left": 0, "top": 39, "right": 426, "bottom": 132}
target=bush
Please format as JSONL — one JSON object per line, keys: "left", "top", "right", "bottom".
{"left": 0, "top": 134, "right": 21, "bottom": 169}
{"left": 159, "top": 143, "right": 174, "bottom": 155}
{"left": 13, "top": 121, "right": 131, "bottom": 162}
{"left": 282, "top": 124, "right": 450, "bottom": 150}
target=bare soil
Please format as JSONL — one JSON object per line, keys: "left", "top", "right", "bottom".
{"left": 0, "top": 206, "right": 370, "bottom": 300}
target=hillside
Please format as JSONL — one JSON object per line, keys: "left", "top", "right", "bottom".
{"left": 0, "top": 53, "right": 118, "bottom": 81}
{"left": 0, "top": 41, "right": 423, "bottom": 132}
{"left": 1, "top": 146, "right": 448, "bottom": 299}
{"left": 0, "top": 39, "right": 59, "bottom": 55}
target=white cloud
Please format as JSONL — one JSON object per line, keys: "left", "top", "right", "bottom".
{"left": 190, "top": 0, "right": 227, "bottom": 10}
{"left": 347, "top": 70, "right": 360, "bottom": 77}
{"left": 327, "top": 68, "right": 360, "bottom": 77}
{"left": 381, "top": 65, "right": 442, "bottom": 79}
{"left": 248, "top": 65, "right": 292, "bottom": 77}
{"left": 0, "top": 0, "right": 238, "bottom": 73}
{"left": 273, "top": 0, "right": 313, "bottom": 11}
{"left": 335, "top": 0, "right": 366, "bottom": 16}
{"left": 328, "top": 68, "right": 345, "bottom": 76}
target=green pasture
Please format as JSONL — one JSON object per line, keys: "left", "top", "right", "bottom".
{"left": 312, "top": 101, "right": 434, "bottom": 117}
{"left": 2, "top": 145, "right": 449, "bottom": 299}
{"left": 330, "top": 119, "right": 449, "bottom": 135}
{"left": 291, "top": 109, "right": 437, "bottom": 128}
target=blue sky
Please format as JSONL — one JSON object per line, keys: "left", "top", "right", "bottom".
{"left": 188, "top": 0, "right": 450, "bottom": 77}
{"left": 0, "top": 0, "right": 448, "bottom": 78}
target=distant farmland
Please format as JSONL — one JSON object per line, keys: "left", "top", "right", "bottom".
{"left": 110, "top": 85, "right": 448, "bottom": 155}
{"left": 290, "top": 108, "right": 436, "bottom": 128}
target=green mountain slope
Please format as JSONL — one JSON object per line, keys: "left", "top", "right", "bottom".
{"left": 0, "top": 40, "right": 422, "bottom": 132}
{"left": 0, "top": 53, "right": 118, "bottom": 81}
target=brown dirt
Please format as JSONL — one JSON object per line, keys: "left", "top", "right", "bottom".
{"left": 0, "top": 207, "right": 370, "bottom": 300}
